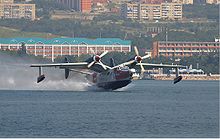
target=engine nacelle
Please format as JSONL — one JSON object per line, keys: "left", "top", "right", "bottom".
{"left": 135, "top": 56, "right": 142, "bottom": 63}
{"left": 94, "top": 55, "right": 101, "bottom": 62}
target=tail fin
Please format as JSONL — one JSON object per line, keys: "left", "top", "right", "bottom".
{"left": 110, "top": 58, "right": 115, "bottom": 67}
{"left": 189, "top": 65, "right": 192, "bottom": 70}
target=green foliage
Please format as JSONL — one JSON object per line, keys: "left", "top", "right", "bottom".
{"left": 154, "top": 29, "right": 218, "bottom": 42}
{"left": 30, "top": 0, "right": 69, "bottom": 18}
{"left": 0, "top": 19, "right": 152, "bottom": 48}
{"left": 147, "top": 52, "right": 220, "bottom": 74}
{"left": 0, "top": 2, "right": 218, "bottom": 51}
{"left": 183, "top": 4, "right": 219, "bottom": 20}
{"left": 179, "top": 52, "right": 219, "bottom": 74}
{"left": 93, "top": 14, "right": 123, "bottom": 22}
{"left": 0, "top": 26, "right": 60, "bottom": 38}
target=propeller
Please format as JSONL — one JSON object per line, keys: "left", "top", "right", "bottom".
{"left": 123, "top": 46, "right": 150, "bottom": 66}
{"left": 134, "top": 46, "right": 147, "bottom": 77}
{"left": 118, "top": 46, "right": 150, "bottom": 78}
{"left": 87, "top": 51, "right": 108, "bottom": 70}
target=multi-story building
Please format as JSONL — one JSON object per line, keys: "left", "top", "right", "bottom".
{"left": 161, "top": 2, "right": 182, "bottom": 20}
{"left": 0, "top": 38, "right": 131, "bottom": 62}
{"left": 81, "top": 0, "right": 91, "bottom": 12}
{"left": 0, "top": 0, "right": 14, "bottom": 3}
{"left": 92, "top": 0, "right": 108, "bottom": 5}
{"left": 206, "top": 0, "right": 219, "bottom": 4}
{"left": 140, "top": 0, "right": 165, "bottom": 4}
{"left": 121, "top": 2, "right": 182, "bottom": 20}
{"left": 121, "top": 2, "right": 139, "bottom": 19}
{"left": 0, "top": 0, "right": 35, "bottom": 20}
{"left": 172, "top": 0, "right": 193, "bottom": 4}
{"left": 152, "top": 41, "right": 220, "bottom": 57}
{"left": 57, "top": 0, "right": 81, "bottom": 11}
{"left": 139, "top": 4, "right": 161, "bottom": 20}
{"left": 56, "top": 0, "right": 91, "bottom": 13}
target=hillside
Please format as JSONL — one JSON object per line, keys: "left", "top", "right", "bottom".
{"left": 0, "top": 26, "right": 60, "bottom": 38}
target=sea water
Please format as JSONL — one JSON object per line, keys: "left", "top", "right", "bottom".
{"left": 0, "top": 80, "right": 219, "bottom": 137}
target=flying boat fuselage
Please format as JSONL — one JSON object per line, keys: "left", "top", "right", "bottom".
{"left": 90, "top": 67, "right": 133, "bottom": 90}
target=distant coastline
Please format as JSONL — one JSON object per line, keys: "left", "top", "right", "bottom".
{"left": 152, "top": 74, "right": 220, "bottom": 81}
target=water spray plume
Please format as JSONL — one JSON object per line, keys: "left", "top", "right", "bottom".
{"left": 0, "top": 51, "right": 90, "bottom": 91}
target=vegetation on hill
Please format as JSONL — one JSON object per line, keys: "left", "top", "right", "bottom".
{"left": 153, "top": 29, "right": 218, "bottom": 42}
{"left": 0, "top": 18, "right": 218, "bottom": 50}
{"left": 183, "top": 4, "right": 219, "bottom": 20}
{"left": 0, "top": 26, "right": 60, "bottom": 38}
{"left": 148, "top": 52, "right": 219, "bottom": 74}
{"left": 29, "top": 0, "right": 68, "bottom": 18}
{"left": 0, "top": 0, "right": 217, "bottom": 49}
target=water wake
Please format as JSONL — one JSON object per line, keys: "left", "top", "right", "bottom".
{"left": 0, "top": 52, "right": 91, "bottom": 91}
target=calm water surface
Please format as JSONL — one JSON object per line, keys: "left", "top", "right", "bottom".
{"left": 0, "top": 80, "right": 219, "bottom": 137}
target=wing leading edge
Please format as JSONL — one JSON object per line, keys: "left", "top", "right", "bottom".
{"left": 30, "top": 62, "right": 88, "bottom": 69}
{"left": 137, "top": 63, "right": 186, "bottom": 69}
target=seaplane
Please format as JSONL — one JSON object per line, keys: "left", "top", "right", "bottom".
{"left": 31, "top": 47, "right": 186, "bottom": 90}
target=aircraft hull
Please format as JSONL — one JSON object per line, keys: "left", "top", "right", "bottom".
{"left": 97, "top": 79, "right": 131, "bottom": 90}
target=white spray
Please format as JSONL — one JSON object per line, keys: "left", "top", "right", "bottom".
{"left": 0, "top": 52, "right": 91, "bottom": 91}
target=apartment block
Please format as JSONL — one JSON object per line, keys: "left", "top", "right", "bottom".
{"left": 152, "top": 41, "right": 220, "bottom": 57}
{"left": 0, "top": 3, "right": 35, "bottom": 20}
{"left": 0, "top": 0, "right": 14, "bottom": 3}
{"left": 0, "top": 0, "right": 35, "bottom": 20}
{"left": 121, "top": 2, "right": 182, "bottom": 20}
{"left": 121, "top": 3, "right": 139, "bottom": 19}
{"left": 139, "top": 4, "right": 161, "bottom": 20}
{"left": 161, "top": 3, "right": 182, "bottom": 20}
{"left": 206, "top": 0, "right": 219, "bottom": 4}
{"left": 81, "top": 0, "right": 91, "bottom": 13}
{"left": 56, "top": 0, "right": 91, "bottom": 13}
{"left": 172, "top": 0, "right": 193, "bottom": 4}
{"left": 139, "top": 0, "right": 165, "bottom": 4}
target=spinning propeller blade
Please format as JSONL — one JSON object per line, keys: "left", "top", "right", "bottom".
{"left": 123, "top": 46, "right": 150, "bottom": 67}
{"left": 87, "top": 51, "right": 108, "bottom": 69}
{"left": 88, "top": 61, "right": 96, "bottom": 68}
{"left": 100, "top": 51, "right": 108, "bottom": 58}
{"left": 134, "top": 46, "right": 140, "bottom": 56}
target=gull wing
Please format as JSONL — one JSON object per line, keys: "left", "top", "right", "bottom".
{"left": 31, "top": 62, "right": 88, "bottom": 69}
{"left": 137, "top": 63, "right": 186, "bottom": 69}
{"left": 31, "top": 62, "right": 111, "bottom": 73}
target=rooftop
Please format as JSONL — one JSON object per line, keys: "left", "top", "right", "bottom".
{"left": 0, "top": 38, "right": 131, "bottom": 45}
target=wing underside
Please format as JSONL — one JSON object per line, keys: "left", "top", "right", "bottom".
{"left": 31, "top": 62, "right": 88, "bottom": 69}
{"left": 137, "top": 63, "right": 186, "bottom": 69}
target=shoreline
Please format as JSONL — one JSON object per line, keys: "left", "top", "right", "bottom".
{"left": 143, "top": 74, "right": 220, "bottom": 81}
